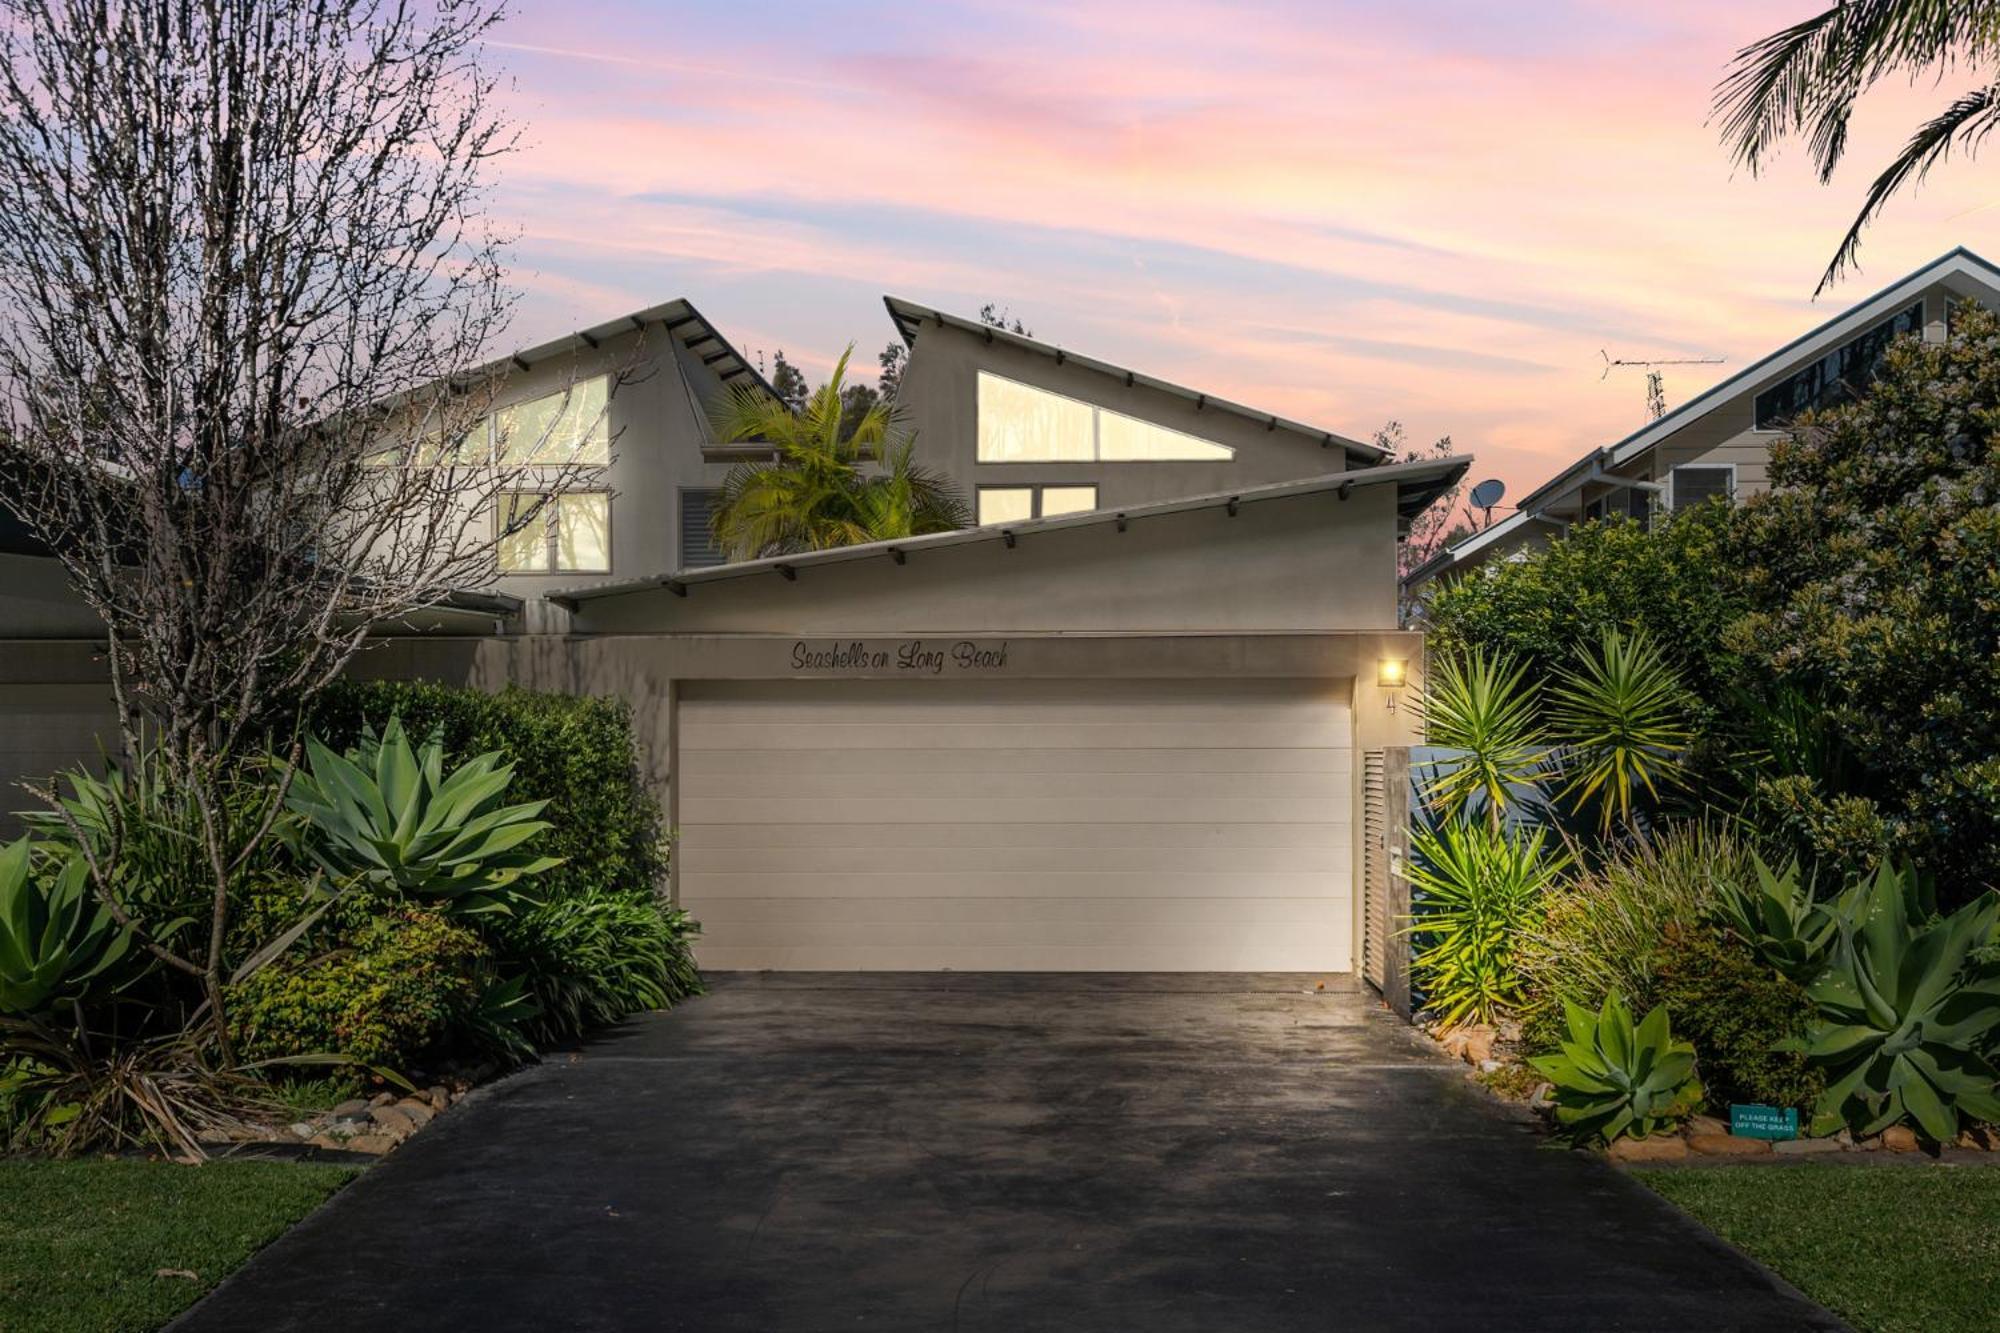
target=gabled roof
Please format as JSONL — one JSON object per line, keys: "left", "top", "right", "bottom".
{"left": 549, "top": 454, "right": 1468, "bottom": 609}
{"left": 882, "top": 295, "right": 1385, "bottom": 467}
{"left": 1411, "top": 246, "right": 2000, "bottom": 586}
{"left": 481, "top": 297, "right": 782, "bottom": 403}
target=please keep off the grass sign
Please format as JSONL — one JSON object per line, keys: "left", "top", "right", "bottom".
{"left": 1729, "top": 1104, "right": 1800, "bottom": 1140}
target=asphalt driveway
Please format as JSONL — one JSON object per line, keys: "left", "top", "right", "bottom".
{"left": 177, "top": 974, "right": 1840, "bottom": 1331}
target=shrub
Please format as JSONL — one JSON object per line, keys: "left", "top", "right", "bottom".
{"left": 1792, "top": 863, "right": 2000, "bottom": 1142}
{"left": 227, "top": 905, "right": 486, "bottom": 1070}
{"left": 286, "top": 717, "right": 561, "bottom": 917}
{"left": 0, "top": 839, "right": 142, "bottom": 1015}
{"left": 308, "top": 680, "right": 666, "bottom": 900}
{"left": 1643, "top": 925, "right": 1822, "bottom": 1112}
{"left": 1406, "top": 819, "right": 1568, "bottom": 1028}
{"left": 493, "top": 886, "right": 702, "bottom": 1045}
{"left": 1517, "top": 823, "right": 1748, "bottom": 1052}
{"left": 1729, "top": 303, "right": 2000, "bottom": 897}
{"left": 1530, "top": 992, "right": 1703, "bottom": 1145}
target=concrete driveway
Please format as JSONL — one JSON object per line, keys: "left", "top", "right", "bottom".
{"left": 178, "top": 974, "right": 1840, "bottom": 1331}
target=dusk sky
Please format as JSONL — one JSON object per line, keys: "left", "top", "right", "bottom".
{"left": 482, "top": 0, "right": 2000, "bottom": 501}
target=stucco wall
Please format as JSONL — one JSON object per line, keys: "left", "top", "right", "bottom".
{"left": 895, "top": 318, "right": 1371, "bottom": 515}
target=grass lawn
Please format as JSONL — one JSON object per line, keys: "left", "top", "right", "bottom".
{"left": 1643, "top": 1164, "right": 2000, "bottom": 1333}
{"left": 0, "top": 1158, "right": 355, "bottom": 1333}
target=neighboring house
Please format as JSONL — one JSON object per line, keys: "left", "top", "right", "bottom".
{"left": 1405, "top": 246, "right": 2000, "bottom": 597}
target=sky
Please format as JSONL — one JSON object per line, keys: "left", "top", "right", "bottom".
{"left": 479, "top": 0, "right": 2000, "bottom": 502}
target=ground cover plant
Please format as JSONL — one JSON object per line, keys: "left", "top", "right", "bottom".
{"left": 0, "top": 1158, "right": 354, "bottom": 1333}
{"left": 1644, "top": 1165, "right": 2000, "bottom": 1333}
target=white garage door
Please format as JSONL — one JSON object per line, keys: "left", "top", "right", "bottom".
{"left": 676, "top": 678, "right": 1352, "bottom": 971}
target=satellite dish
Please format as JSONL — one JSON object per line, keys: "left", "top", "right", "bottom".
{"left": 1469, "top": 478, "right": 1506, "bottom": 510}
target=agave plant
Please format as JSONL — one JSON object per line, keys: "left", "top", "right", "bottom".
{"left": 286, "top": 718, "right": 561, "bottom": 916}
{"left": 1406, "top": 819, "right": 1570, "bottom": 1029}
{"left": 1547, "top": 627, "right": 1692, "bottom": 833}
{"left": 0, "top": 838, "right": 142, "bottom": 1015}
{"left": 1790, "top": 862, "right": 2000, "bottom": 1143}
{"left": 1713, "top": 855, "right": 1840, "bottom": 985}
{"left": 1529, "top": 992, "right": 1703, "bottom": 1145}
{"left": 1418, "top": 647, "right": 1553, "bottom": 827}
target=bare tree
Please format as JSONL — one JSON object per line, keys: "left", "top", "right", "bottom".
{"left": 0, "top": 0, "right": 596, "bottom": 1054}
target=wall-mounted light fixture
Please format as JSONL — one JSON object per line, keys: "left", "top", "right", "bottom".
{"left": 1377, "top": 658, "right": 1408, "bottom": 689}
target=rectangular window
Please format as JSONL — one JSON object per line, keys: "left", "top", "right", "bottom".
{"left": 679, "top": 488, "right": 726, "bottom": 568}
{"left": 1670, "top": 465, "right": 1734, "bottom": 510}
{"left": 976, "top": 484, "right": 1098, "bottom": 525}
{"left": 496, "top": 376, "right": 611, "bottom": 465}
{"left": 976, "top": 371, "right": 1233, "bottom": 462}
{"left": 1753, "top": 302, "right": 1923, "bottom": 429}
{"left": 497, "top": 490, "right": 611, "bottom": 573}
{"left": 976, "top": 487, "right": 1036, "bottom": 526}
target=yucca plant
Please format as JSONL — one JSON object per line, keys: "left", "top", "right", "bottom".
{"left": 1530, "top": 992, "right": 1703, "bottom": 1145}
{"left": 0, "top": 838, "right": 145, "bottom": 1016}
{"left": 286, "top": 717, "right": 562, "bottom": 916}
{"left": 1406, "top": 818, "right": 1570, "bottom": 1029}
{"left": 1790, "top": 862, "right": 2000, "bottom": 1143}
{"left": 1713, "top": 854, "right": 1840, "bottom": 985}
{"left": 1419, "top": 647, "right": 1553, "bottom": 827}
{"left": 1547, "top": 627, "right": 1692, "bottom": 833}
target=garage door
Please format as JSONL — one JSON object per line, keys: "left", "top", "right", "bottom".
{"left": 0, "top": 683, "right": 118, "bottom": 836}
{"left": 676, "top": 678, "right": 1352, "bottom": 971}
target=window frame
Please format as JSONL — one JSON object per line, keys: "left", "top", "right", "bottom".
{"left": 1668, "top": 463, "right": 1736, "bottom": 511}
{"left": 974, "top": 483, "right": 1099, "bottom": 525}
{"left": 495, "top": 488, "right": 613, "bottom": 575}
{"left": 975, "top": 371, "right": 1234, "bottom": 463}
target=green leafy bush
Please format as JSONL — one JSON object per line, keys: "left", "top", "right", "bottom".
{"left": 1728, "top": 303, "right": 2000, "bottom": 896}
{"left": 493, "top": 887, "right": 702, "bottom": 1045}
{"left": 1517, "top": 823, "right": 1749, "bottom": 1052}
{"left": 1643, "top": 925, "right": 1822, "bottom": 1112}
{"left": 1792, "top": 863, "right": 2000, "bottom": 1142}
{"left": 308, "top": 681, "right": 666, "bottom": 901}
{"left": 227, "top": 905, "right": 486, "bottom": 1069}
{"left": 1530, "top": 992, "right": 1704, "bottom": 1144}
{"left": 1407, "top": 819, "right": 1568, "bottom": 1028}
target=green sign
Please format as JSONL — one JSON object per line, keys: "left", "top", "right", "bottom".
{"left": 1729, "top": 1104, "right": 1800, "bottom": 1140}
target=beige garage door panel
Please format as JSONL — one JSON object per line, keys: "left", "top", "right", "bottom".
{"left": 678, "top": 678, "right": 1353, "bottom": 972}
{"left": 0, "top": 684, "right": 118, "bottom": 836}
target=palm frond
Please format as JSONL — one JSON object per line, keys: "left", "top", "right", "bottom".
{"left": 1818, "top": 85, "right": 2000, "bottom": 295}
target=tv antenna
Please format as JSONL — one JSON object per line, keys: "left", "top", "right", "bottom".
{"left": 1600, "top": 350, "right": 1724, "bottom": 420}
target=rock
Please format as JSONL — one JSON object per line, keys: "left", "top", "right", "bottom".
{"left": 331, "top": 1099, "right": 370, "bottom": 1118}
{"left": 427, "top": 1085, "right": 451, "bottom": 1112}
{"left": 1436, "top": 1028, "right": 1469, "bottom": 1060}
{"left": 369, "top": 1105, "right": 417, "bottom": 1138}
{"left": 1773, "top": 1136, "right": 1845, "bottom": 1155}
{"left": 1686, "top": 1115, "right": 1731, "bottom": 1139}
{"left": 195, "top": 1128, "right": 233, "bottom": 1146}
{"left": 345, "top": 1135, "right": 396, "bottom": 1155}
{"left": 1461, "top": 1025, "right": 1497, "bottom": 1065}
{"left": 1529, "top": 1082, "right": 1554, "bottom": 1108}
{"left": 324, "top": 1118, "right": 366, "bottom": 1138}
{"left": 288, "top": 1122, "right": 316, "bottom": 1140}
{"left": 1477, "top": 1058, "right": 1503, "bottom": 1074}
{"left": 308, "top": 1135, "right": 342, "bottom": 1150}
{"left": 1834, "top": 1128, "right": 1856, "bottom": 1147}
{"left": 1880, "top": 1125, "right": 1920, "bottom": 1153}
{"left": 395, "top": 1099, "right": 434, "bottom": 1129}
{"left": 1608, "top": 1135, "right": 1689, "bottom": 1163}
{"left": 1689, "top": 1133, "right": 1772, "bottom": 1157}
{"left": 1958, "top": 1125, "right": 1999, "bottom": 1151}
{"left": 369, "top": 1091, "right": 397, "bottom": 1108}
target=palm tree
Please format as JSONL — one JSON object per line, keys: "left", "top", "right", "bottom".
{"left": 708, "top": 344, "right": 967, "bottom": 560}
{"left": 1715, "top": 3, "right": 2000, "bottom": 294}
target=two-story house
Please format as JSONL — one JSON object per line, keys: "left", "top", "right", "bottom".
{"left": 1404, "top": 246, "right": 2000, "bottom": 595}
